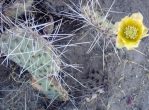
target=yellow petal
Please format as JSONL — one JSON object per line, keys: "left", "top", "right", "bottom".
{"left": 125, "top": 41, "right": 140, "bottom": 50}
{"left": 114, "top": 12, "right": 148, "bottom": 50}
{"left": 130, "top": 12, "right": 143, "bottom": 22}
{"left": 142, "top": 25, "right": 149, "bottom": 37}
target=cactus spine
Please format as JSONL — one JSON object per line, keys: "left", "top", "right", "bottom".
{"left": 3, "top": 0, "right": 33, "bottom": 18}
{"left": 0, "top": 27, "right": 68, "bottom": 101}
{"left": 81, "top": 4, "right": 114, "bottom": 36}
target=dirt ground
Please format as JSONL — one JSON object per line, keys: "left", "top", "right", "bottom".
{"left": 1, "top": 0, "right": 149, "bottom": 110}
{"left": 60, "top": 0, "right": 149, "bottom": 110}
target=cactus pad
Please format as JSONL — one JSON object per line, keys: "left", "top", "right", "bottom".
{"left": 0, "top": 27, "right": 68, "bottom": 101}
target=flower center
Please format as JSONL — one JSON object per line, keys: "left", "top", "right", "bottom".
{"left": 124, "top": 26, "right": 138, "bottom": 39}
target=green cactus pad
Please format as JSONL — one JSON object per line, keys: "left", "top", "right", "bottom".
{"left": 0, "top": 27, "right": 68, "bottom": 101}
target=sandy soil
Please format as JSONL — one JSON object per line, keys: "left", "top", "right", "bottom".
{"left": 1, "top": 0, "right": 149, "bottom": 110}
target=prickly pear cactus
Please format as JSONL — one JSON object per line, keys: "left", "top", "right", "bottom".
{"left": 3, "top": 0, "right": 33, "bottom": 18}
{"left": 0, "top": 27, "right": 68, "bottom": 101}
{"left": 82, "top": 4, "right": 114, "bottom": 36}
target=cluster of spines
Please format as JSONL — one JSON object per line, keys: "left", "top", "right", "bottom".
{"left": 2, "top": 0, "right": 33, "bottom": 19}
{"left": 81, "top": 2, "right": 114, "bottom": 37}
{"left": 0, "top": 27, "right": 68, "bottom": 101}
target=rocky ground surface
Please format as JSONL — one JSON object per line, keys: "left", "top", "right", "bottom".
{"left": 1, "top": 0, "right": 149, "bottom": 110}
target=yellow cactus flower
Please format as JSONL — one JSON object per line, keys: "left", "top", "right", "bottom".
{"left": 115, "top": 12, "right": 148, "bottom": 50}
